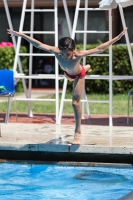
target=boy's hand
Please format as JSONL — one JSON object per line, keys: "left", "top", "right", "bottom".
{"left": 117, "top": 27, "right": 128, "bottom": 40}
{"left": 7, "top": 29, "right": 20, "bottom": 37}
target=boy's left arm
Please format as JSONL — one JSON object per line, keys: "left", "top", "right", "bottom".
{"left": 76, "top": 28, "right": 128, "bottom": 57}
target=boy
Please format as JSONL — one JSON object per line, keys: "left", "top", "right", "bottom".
{"left": 7, "top": 28, "right": 127, "bottom": 145}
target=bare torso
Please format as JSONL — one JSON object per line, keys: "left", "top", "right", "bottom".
{"left": 55, "top": 52, "right": 82, "bottom": 75}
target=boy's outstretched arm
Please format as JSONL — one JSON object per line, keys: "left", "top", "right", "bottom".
{"left": 76, "top": 28, "right": 128, "bottom": 57}
{"left": 7, "top": 29, "right": 60, "bottom": 54}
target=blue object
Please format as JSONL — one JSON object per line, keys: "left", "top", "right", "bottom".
{"left": 0, "top": 69, "right": 15, "bottom": 123}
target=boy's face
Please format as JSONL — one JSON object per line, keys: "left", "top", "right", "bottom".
{"left": 60, "top": 49, "right": 74, "bottom": 60}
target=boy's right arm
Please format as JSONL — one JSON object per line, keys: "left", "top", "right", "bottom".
{"left": 7, "top": 29, "right": 60, "bottom": 54}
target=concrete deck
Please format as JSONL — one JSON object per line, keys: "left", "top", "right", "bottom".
{"left": 0, "top": 121, "right": 133, "bottom": 163}
{"left": 0, "top": 89, "right": 133, "bottom": 163}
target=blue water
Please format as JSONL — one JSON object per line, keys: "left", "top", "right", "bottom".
{"left": 0, "top": 162, "right": 133, "bottom": 200}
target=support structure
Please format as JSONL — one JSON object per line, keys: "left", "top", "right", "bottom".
{"left": 3, "top": 0, "right": 133, "bottom": 126}
{"left": 3, "top": 0, "right": 29, "bottom": 100}
{"left": 6, "top": 0, "right": 62, "bottom": 124}
{"left": 58, "top": 0, "right": 133, "bottom": 126}
{"left": 99, "top": 0, "right": 133, "bottom": 70}
{"left": 118, "top": 4, "right": 133, "bottom": 70}
{"left": 58, "top": 0, "right": 113, "bottom": 126}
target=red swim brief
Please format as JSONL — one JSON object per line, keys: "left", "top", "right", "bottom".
{"left": 64, "top": 66, "right": 86, "bottom": 80}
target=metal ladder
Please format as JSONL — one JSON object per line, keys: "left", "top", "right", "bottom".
{"left": 58, "top": 0, "right": 113, "bottom": 126}
{"left": 12, "top": 0, "right": 60, "bottom": 123}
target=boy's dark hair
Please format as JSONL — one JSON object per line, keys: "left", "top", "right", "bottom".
{"left": 58, "top": 37, "right": 76, "bottom": 50}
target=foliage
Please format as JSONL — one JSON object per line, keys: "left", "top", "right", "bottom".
{"left": 0, "top": 43, "right": 28, "bottom": 92}
{"left": 61, "top": 44, "right": 133, "bottom": 94}
{"left": 1, "top": 42, "right": 133, "bottom": 94}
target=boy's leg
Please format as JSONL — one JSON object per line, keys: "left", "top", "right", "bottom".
{"left": 72, "top": 77, "right": 85, "bottom": 145}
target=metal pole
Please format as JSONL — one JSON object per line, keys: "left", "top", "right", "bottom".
{"left": 109, "top": 9, "right": 113, "bottom": 126}
{"left": 14, "top": 0, "right": 32, "bottom": 116}
{"left": 3, "top": 0, "right": 29, "bottom": 101}
{"left": 62, "top": 0, "right": 72, "bottom": 36}
{"left": 13, "top": 0, "right": 27, "bottom": 72}
{"left": 57, "top": 0, "right": 72, "bottom": 124}
{"left": 118, "top": 4, "right": 133, "bottom": 71}
{"left": 71, "top": 0, "right": 81, "bottom": 39}
{"left": 27, "top": 0, "right": 34, "bottom": 117}
{"left": 54, "top": 0, "right": 59, "bottom": 124}
{"left": 58, "top": 78, "right": 68, "bottom": 124}
{"left": 82, "top": 0, "right": 88, "bottom": 119}
{"left": 83, "top": 0, "right": 88, "bottom": 58}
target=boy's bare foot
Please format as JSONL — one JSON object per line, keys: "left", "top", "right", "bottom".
{"left": 84, "top": 64, "right": 91, "bottom": 72}
{"left": 72, "top": 131, "right": 81, "bottom": 145}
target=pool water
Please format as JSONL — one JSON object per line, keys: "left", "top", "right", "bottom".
{"left": 0, "top": 162, "right": 133, "bottom": 200}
